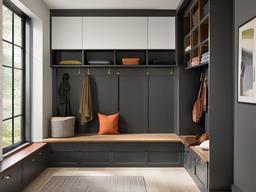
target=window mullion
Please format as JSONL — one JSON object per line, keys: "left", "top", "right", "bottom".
{"left": 11, "top": 11, "right": 15, "bottom": 145}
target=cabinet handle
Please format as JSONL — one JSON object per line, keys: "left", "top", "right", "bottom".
{"left": 32, "top": 158, "right": 36, "bottom": 162}
{"left": 3, "top": 175, "right": 11, "bottom": 180}
{"left": 38, "top": 152, "right": 42, "bottom": 155}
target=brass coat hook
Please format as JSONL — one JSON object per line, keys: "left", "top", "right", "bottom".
{"left": 170, "top": 68, "right": 174, "bottom": 76}
{"left": 87, "top": 69, "right": 90, "bottom": 76}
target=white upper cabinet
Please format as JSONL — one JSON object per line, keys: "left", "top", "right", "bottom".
{"left": 148, "top": 17, "right": 176, "bottom": 49}
{"left": 52, "top": 17, "right": 83, "bottom": 49}
{"left": 83, "top": 17, "right": 148, "bottom": 49}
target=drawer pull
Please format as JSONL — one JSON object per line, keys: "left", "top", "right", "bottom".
{"left": 3, "top": 175, "right": 11, "bottom": 180}
{"left": 32, "top": 158, "right": 36, "bottom": 162}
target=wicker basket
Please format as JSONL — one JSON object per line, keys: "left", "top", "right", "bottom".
{"left": 51, "top": 117, "right": 75, "bottom": 138}
{"left": 122, "top": 58, "right": 140, "bottom": 65}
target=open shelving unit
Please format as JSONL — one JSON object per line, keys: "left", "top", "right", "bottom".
{"left": 51, "top": 49, "right": 176, "bottom": 68}
{"left": 183, "top": 0, "right": 209, "bottom": 69}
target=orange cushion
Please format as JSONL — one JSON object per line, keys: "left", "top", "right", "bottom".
{"left": 98, "top": 113, "right": 119, "bottom": 135}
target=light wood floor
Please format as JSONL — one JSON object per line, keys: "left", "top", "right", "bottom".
{"left": 23, "top": 167, "right": 200, "bottom": 192}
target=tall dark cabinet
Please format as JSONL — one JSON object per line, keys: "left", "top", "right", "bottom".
{"left": 177, "top": 0, "right": 233, "bottom": 191}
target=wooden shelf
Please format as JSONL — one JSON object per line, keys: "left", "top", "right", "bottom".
{"left": 51, "top": 64, "right": 177, "bottom": 68}
{"left": 183, "top": 0, "right": 209, "bottom": 68}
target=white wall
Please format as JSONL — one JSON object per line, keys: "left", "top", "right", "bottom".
{"left": 11, "top": 0, "right": 51, "bottom": 141}
{"left": 0, "top": 0, "right": 3, "bottom": 160}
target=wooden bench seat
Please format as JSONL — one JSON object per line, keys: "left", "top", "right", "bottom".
{"left": 43, "top": 133, "right": 181, "bottom": 143}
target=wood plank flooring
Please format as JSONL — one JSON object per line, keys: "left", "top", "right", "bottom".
{"left": 23, "top": 167, "right": 200, "bottom": 192}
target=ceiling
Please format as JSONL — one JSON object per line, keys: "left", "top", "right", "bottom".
{"left": 43, "top": 0, "right": 182, "bottom": 10}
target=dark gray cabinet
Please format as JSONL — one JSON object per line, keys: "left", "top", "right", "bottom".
{"left": 49, "top": 143, "right": 80, "bottom": 166}
{"left": 119, "top": 69, "right": 147, "bottom": 133}
{"left": 89, "top": 69, "right": 119, "bottom": 132}
{"left": 183, "top": 146, "right": 208, "bottom": 191}
{"left": 22, "top": 148, "right": 48, "bottom": 187}
{"left": 48, "top": 142, "right": 183, "bottom": 167}
{"left": 0, "top": 147, "right": 47, "bottom": 192}
{"left": 22, "top": 154, "right": 39, "bottom": 187}
{"left": 0, "top": 165, "right": 22, "bottom": 192}
{"left": 148, "top": 69, "right": 175, "bottom": 133}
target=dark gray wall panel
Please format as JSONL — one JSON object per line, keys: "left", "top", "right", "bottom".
{"left": 87, "top": 69, "right": 119, "bottom": 133}
{"left": 234, "top": 0, "right": 256, "bottom": 191}
{"left": 148, "top": 69, "right": 174, "bottom": 133}
{"left": 209, "top": 0, "right": 234, "bottom": 190}
{"left": 119, "top": 69, "right": 147, "bottom": 133}
{"left": 55, "top": 69, "right": 118, "bottom": 133}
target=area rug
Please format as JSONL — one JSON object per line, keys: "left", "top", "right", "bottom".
{"left": 40, "top": 176, "right": 147, "bottom": 192}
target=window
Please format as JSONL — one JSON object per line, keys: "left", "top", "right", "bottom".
{"left": 2, "top": 3, "right": 27, "bottom": 153}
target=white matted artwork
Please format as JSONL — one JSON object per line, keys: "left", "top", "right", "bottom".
{"left": 238, "top": 17, "right": 256, "bottom": 103}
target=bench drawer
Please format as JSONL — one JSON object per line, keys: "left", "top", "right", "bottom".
{"left": 148, "top": 151, "right": 182, "bottom": 165}
{"left": 0, "top": 165, "right": 22, "bottom": 192}
{"left": 194, "top": 157, "right": 208, "bottom": 189}
{"left": 49, "top": 151, "right": 80, "bottom": 166}
{"left": 112, "top": 151, "right": 147, "bottom": 164}
{"left": 80, "top": 151, "right": 110, "bottom": 165}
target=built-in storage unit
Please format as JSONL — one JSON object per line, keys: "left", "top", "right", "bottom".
{"left": 148, "top": 17, "right": 176, "bottom": 49}
{"left": 51, "top": 16, "right": 175, "bottom": 50}
{"left": 177, "top": 0, "right": 233, "bottom": 191}
{"left": 51, "top": 50, "right": 176, "bottom": 68}
{"left": 184, "top": 146, "right": 209, "bottom": 191}
{"left": 0, "top": 144, "right": 48, "bottom": 192}
{"left": 52, "top": 17, "right": 83, "bottom": 49}
{"left": 83, "top": 17, "right": 148, "bottom": 49}
{"left": 183, "top": 0, "right": 209, "bottom": 69}
{"left": 48, "top": 142, "right": 183, "bottom": 167}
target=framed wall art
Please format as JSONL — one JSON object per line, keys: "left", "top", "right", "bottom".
{"left": 238, "top": 17, "right": 256, "bottom": 103}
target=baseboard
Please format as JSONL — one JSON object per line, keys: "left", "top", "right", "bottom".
{"left": 232, "top": 185, "right": 243, "bottom": 192}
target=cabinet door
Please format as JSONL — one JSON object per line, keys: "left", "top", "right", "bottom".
{"left": 0, "top": 165, "right": 22, "bottom": 192}
{"left": 83, "top": 17, "right": 147, "bottom": 49}
{"left": 22, "top": 155, "right": 39, "bottom": 187}
{"left": 37, "top": 148, "right": 48, "bottom": 173}
{"left": 52, "top": 17, "right": 82, "bottom": 49}
{"left": 148, "top": 69, "right": 174, "bottom": 133}
{"left": 148, "top": 17, "right": 176, "bottom": 49}
{"left": 48, "top": 143, "right": 80, "bottom": 166}
{"left": 119, "top": 69, "right": 147, "bottom": 133}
